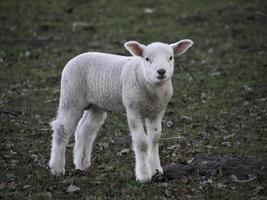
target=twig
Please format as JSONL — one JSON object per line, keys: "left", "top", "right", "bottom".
{"left": 161, "top": 136, "right": 184, "bottom": 140}
{"left": 0, "top": 109, "right": 23, "bottom": 116}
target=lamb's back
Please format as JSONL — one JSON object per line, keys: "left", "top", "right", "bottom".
{"left": 79, "top": 52, "right": 131, "bottom": 111}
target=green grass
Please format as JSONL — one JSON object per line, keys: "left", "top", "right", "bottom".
{"left": 0, "top": 0, "right": 266, "bottom": 199}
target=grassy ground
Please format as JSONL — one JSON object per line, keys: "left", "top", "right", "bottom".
{"left": 0, "top": 0, "right": 266, "bottom": 199}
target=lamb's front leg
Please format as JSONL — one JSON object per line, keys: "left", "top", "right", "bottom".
{"left": 127, "top": 110, "right": 151, "bottom": 182}
{"left": 145, "top": 114, "right": 164, "bottom": 175}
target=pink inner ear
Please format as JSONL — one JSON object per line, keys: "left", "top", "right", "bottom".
{"left": 127, "top": 43, "right": 142, "bottom": 56}
{"left": 174, "top": 41, "right": 191, "bottom": 55}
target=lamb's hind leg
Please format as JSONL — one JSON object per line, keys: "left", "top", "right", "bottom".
{"left": 74, "top": 106, "right": 107, "bottom": 170}
{"left": 49, "top": 107, "right": 83, "bottom": 175}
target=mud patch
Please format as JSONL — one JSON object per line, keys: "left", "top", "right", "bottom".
{"left": 153, "top": 155, "right": 267, "bottom": 182}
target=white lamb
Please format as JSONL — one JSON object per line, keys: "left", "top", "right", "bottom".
{"left": 49, "top": 39, "right": 193, "bottom": 182}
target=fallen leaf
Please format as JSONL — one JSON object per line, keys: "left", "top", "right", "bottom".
{"left": 23, "top": 185, "right": 31, "bottom": 189}
{"left": 117, "top": 148, "right": 130, "bottom": 156}
{"left": 144, "top": 8, "right": 154, "bottom": 14}
{"left": 242, "top": 85, "right": 252, "bottom": 92}
{"left": 163, "top": 120, "right": 173, "bottom": 128}
{"left": 231, "top": 174, "right": 256, "bottom": 183}
{"left": 7, "top": 182, "right": 16, "bottom": 191}
{"left": 31, "top": 154, "right": 38, "bottom": 163}
{"left": 252, "top": 186, "right": 264, "bottom": 195}
{"left": 72, "top": 22, "right": 95, "bottom": 31}
{"left": 0, "top": 183, "right": 6, "bottom": 190}
{"left": 25, "top": 50, "right": 31, "bottom": 57}
{"left": 164, "top": 189, "right": 172, "bottom": 197}
{"left": 200, "top": 178, "right": 213, "bottom": 185}
{"left": 223, "top": 133, "right": 235, "bottom": 140}
{"left": 187, "top": 157, "right": 194, "bottom": 164}
{"left": 66, "top": 184, "right": 80, "bottom": 193}
{"left": 6, "top": 173, "right": 16, "bottom": 180}
{"left": 222, "top": 141, "right": 232, "bottom": 147}
{"left": 217, "top": 182, "right": 227, "bottom": 189}
{"left": 180, "top": 115, "right": 193, "bottom": 123}
{"left": 167, "top": 144, "right": 181, "bottom": 150}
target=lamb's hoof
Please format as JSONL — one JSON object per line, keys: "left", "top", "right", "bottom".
{"left": 50, "top": 165, "right": 65, "bottom": 176}
{"left": 152, "top": 168, "right": 164, "bottom": 182}
{"left": 75, "top": 166, "right": 90, "bottom": 172}
{"left": 74, "top": 162, "right": 91, "bottom": 172}
{"left": 151, "top": 166, "right": 163, "bottom": 176}
{"left": 136, "top": 170, "right": 152, "bottom": 183}
{"left": 156, "top": 167, "right": 163, "bottom": 174}
{"left": 49, "top": 163, "right": 65, "bottom": 176}
{"left": 136, "top": 175, "right": 152, "bottom": 183}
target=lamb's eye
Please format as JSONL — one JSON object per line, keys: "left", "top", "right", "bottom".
{"left": 169, "top": 56, "right": 173, "bottom": 61}
{"left": 145, "top": 57, "right": 151, "bottom": 62}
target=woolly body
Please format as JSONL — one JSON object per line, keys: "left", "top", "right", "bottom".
{"left": 60, "top": 52, "right": 172, "bottom": 115}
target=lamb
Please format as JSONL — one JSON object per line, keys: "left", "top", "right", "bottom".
{"left": 49, "top": 39, "right": 193, "bottom": 182}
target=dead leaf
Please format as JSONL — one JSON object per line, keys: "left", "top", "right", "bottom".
{"left": 222, "top": 141, "right": 232, "bottom": 147}
{"left": 117, "top": 148, "right": 130, "bottom": 156}
{"left": 23, "top": 185, "right": 31, "bottom": 189}
{"left": 144, "top": 8, "right": 154, "bottom": 14}
{"left": 180, "top": 115, "right": 193, "bottom": 123}
{"left": 167, "top": 144, "right": 181, "bottom": 150}
{"left": 6, "top": 173, "right": 16, "bottom": 180}
{"left": 0, "top": 183, "right": 6, "bottom": 190}
{"left": 200, "top": 178, "right": 213, "bottom": 185}
{"left": 164, "top": 189, "right": 172, "bottom": 197}
{"left": 217, "top": 182, "right": 227, "bottom": 189}
{"left": 66, "top": 184, "right": 80, "bottom": 193}
{"left": 163, "top": 120, "right": 173, "bottom": 128}
{"left": 72, "top": 22, "right": 93, "bottom": 31}
{"left": 242, "top": 85, "right": 252, "bottom": 92}
{"left": 230, "top": 174, "right": 256, "bottom": 183}
{"left": 187, "top": 157, "right": 194, "bottom": 164}
{"left": 7, "top": 182, "right": 16, "bottom": 191}
{"left": 223, "top": 133, "right": 235, "bottom": 140}
{"left": 252, "top": 186, "right": 264, "bottom": 195}
{"left": 25, "top": 50, "right": 31, "bottom": 57}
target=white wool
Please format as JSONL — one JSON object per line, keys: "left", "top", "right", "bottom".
{"left": 49, "top": 39, "right": 193, "bottom": 182}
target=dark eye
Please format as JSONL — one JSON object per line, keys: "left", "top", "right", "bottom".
{"left": 145, "top": 57, "right": 151, "bottom": 62}
{"left": 169, "top": 56, "right": 173, "bottom": 61}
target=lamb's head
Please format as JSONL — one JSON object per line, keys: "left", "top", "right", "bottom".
{"left": 124, "top": 39, "right": 193, "bottom": 84}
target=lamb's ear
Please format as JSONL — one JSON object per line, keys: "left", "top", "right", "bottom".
{"left": 124, "top": 41, "right": 145, "bottom": 56}
{"left": 171, "top": 39, "right": 193, "bottom": 56}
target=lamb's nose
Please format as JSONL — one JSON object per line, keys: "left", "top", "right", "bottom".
{"left": 157, "top": 69, "right": 166, "bottom": 75}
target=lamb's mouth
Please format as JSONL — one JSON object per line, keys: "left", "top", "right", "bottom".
{"left": 157, "top": 75, "right": 166, "bottom": 80}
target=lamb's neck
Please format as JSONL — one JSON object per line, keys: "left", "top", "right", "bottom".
{"left": 135, "top": 66, "right": 172, "bottom": 101}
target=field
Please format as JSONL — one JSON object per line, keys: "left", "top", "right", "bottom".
{"left": 0, "top": 0, "right": 266, "bottom": 199}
